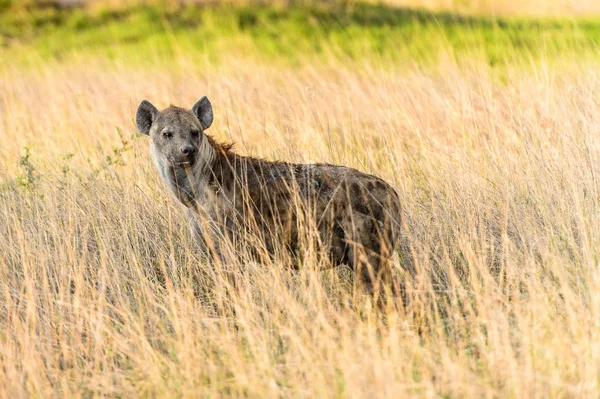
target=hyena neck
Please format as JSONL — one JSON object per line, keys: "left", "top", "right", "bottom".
{"left": 205, "top": 138, "right": 247, "bottom": 194}
{"left": 152, "top": 136, "right": 218, "bottom": 209}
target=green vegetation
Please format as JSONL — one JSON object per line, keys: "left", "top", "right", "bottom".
{"left": 2, "top": 2, "right": 600, "bottom": 67}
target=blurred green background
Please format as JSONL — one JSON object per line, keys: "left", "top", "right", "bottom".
{"left": 1, "top": 0, "right": 600, "bottom": 70}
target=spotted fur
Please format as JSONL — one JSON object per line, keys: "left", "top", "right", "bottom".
{"left": 136, "top": 97, "right": 402, "bottom": 292}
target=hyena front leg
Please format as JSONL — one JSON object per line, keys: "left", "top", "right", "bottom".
{"left": 186, "top": 207, "right": 213, "bottom": 256}
{"left": 186, "top": 208, "right": 240, "bottom": 288}
{"left": 347, "top": 245, "right": 394, "bottom": 294}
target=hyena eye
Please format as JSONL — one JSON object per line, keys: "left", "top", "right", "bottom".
{"left": 163, "top": 131, "right": 173, "bottom": 139}
{"left": 191, "top": 129, "right": 200, "bottom": 138}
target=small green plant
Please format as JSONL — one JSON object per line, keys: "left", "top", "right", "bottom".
{"left": 60, "top": 152, "right": 74, "bottom": 179}
{"left": 16, "top": 147, "right": 39, "bottom": 190}
{"left": 105, "top": 127, "right": 132, "bottom": 167}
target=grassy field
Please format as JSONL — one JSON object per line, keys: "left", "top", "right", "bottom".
{"left": 2, "top": 1, "right": 600, "bottom": 397}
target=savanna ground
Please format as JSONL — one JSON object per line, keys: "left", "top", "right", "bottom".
{"left": 2, "top": 0, "right": 600, "bottom": 397}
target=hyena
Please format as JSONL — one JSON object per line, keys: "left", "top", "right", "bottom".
{"left": 136, "top": 96, "right": 401, "bottom": 293}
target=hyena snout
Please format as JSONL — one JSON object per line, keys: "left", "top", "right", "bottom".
{"left": 180, "top": 144, "right": 197, "bottom": 158}
{"left": 171, "top": 142, "right": 198, "bottom": 165}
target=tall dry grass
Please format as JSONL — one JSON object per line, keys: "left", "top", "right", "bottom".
{"left": 2, "top": 54, "right": 600, "bottom": 397}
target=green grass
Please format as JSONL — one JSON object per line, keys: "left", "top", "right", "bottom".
{"left": 2, "top": 2, "right": 600, "bottom": 68}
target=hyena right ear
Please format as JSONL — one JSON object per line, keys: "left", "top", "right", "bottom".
{"left": 136, "top": 100, "right": 159, "bottom": 135}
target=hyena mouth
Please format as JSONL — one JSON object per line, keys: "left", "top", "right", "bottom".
{"left": 172, "top": 160, "right": 195, "bottom": 167}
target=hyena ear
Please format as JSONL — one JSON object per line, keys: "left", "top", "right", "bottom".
{"left": 191, "top": 96, "right": 213, "bottom": 130}
{"left": 136, "top": 100, "right": 159, "bottom": 135}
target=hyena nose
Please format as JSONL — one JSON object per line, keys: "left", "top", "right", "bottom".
{"left": 180, "top": 145, "right": 197, "bottom": 157}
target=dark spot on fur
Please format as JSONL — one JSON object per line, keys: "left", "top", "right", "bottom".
{"left": 317, "top": 179, "right": 331, "bottom": 196}
{"left": 288, "top": 224, "right": 299, "bottom": 256}
{"left": 352, "top": 198, "right": 371, "bottom": 216}
{"left": 375, "top": 181, "right": 387, "bottom": 191}
{"left": 350, "top": 182, "right": 362, "bottom": 199}
{"left": 261, "top": 204, "right": 273, "bottom": 219}
{"left": 368, "top": 221, "right": 382, "bottom": 253}
{"left": 224, "top": 177, "right": 233, "bottom": 191}
{"left": 293, "top": 164, "right": 304, "bottom": 177}
{"left": 370, "top": 204, "right": 384, "bottom": 220}
{"left": 329, "top": 220, "right": 348, "bottom": 265}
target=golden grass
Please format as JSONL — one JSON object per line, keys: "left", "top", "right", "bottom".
{"left": 2, "top": 53, "right": 600, "bottom": 396}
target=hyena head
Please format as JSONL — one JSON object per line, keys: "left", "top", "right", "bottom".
{"left": 135, "top": 96, "right": 215, "bottom": 206}
{"left": 136, "top": 96, "right": 214, "bottom": 169}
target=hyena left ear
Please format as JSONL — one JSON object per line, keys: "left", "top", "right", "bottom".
{"left": 191, "top": 96, "right": 213, "bottom": 130}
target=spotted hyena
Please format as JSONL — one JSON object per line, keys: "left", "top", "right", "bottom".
{"left": 136, "top": 96, "right": 401, "bottom": 293}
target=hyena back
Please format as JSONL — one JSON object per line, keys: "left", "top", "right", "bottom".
{"left": 136, "top": 96, "right": 401, "bottom": 292}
